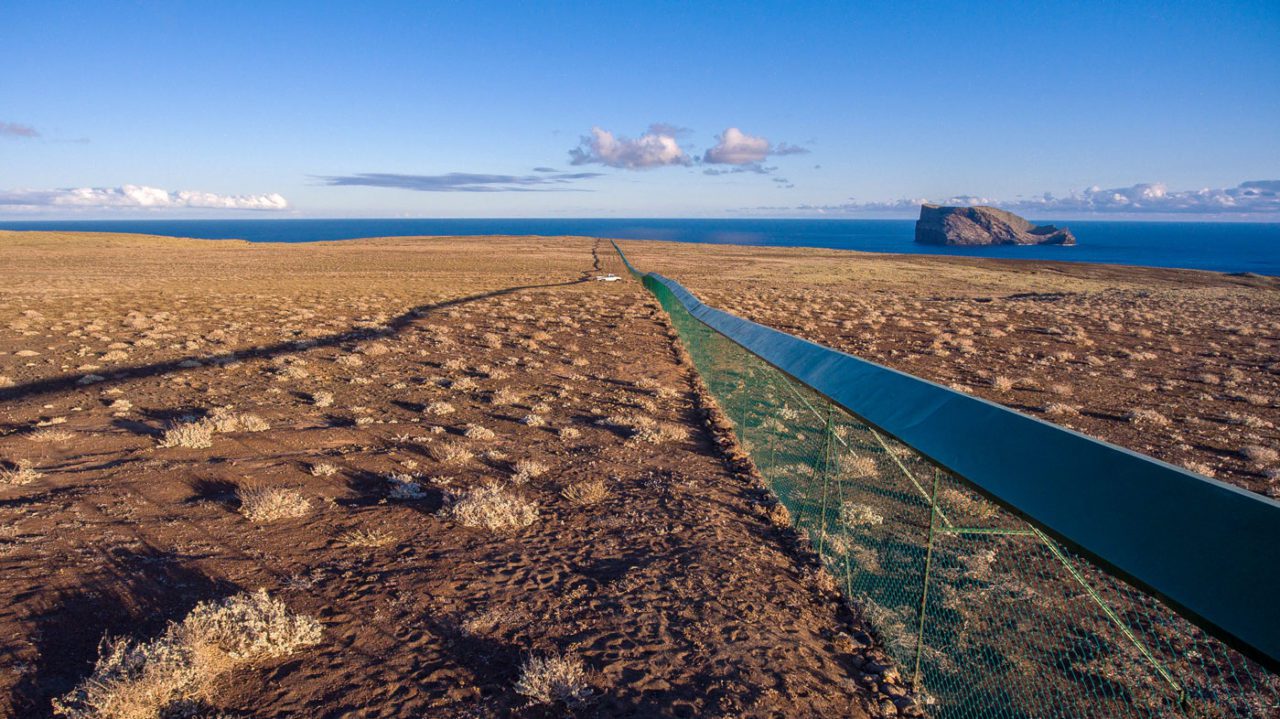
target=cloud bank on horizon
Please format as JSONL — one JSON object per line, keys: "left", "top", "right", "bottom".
{"left": 2, "top": 177, "right": 1277, "bottom": 217}
{"left": 780, "top": 181, "right": 1280, "bottom": 217}
{"left": 0, "top": 185, "right": 289, "bottom": 212}
{"left": 319, "top": 171, "right": 603, "bottom": 192}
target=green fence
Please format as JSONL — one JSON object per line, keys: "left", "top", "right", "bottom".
{"left": 613, "top": 243, "right": 1280, "bottom": 718}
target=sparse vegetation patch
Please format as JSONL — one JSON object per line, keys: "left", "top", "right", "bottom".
{"left": 446, "top": 483, "right": 538, "bottom": 532}
{"left": 53, "top": 590, "right": 321, "bottom": 719}
{"left": 561, "top": 479, "right": 610, "bottom": 506}
{"left": 238, "top": 486, "right": 311, "bottom": 522}
{"left": 514, "top": 654, "right": 592, "bottom": 705}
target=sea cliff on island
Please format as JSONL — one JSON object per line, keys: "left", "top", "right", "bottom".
{"left": 915, "top": 204, "right": 1077, "bottom": 246}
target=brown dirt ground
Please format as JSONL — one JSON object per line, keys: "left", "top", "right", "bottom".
{"left": 0, "top": 232, "right": 902, "bottom": 719}
{"left": 618, "top": 239, "right": 1280, "bottom": 497}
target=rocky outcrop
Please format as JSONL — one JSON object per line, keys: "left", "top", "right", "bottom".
{"left": 915, "top": 204, "right": 1076, "bottom": 246}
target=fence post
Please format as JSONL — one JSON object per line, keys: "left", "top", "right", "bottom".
{"left": 816, "top": 404, "right": 836, "bottom": 557}
{"left": 913, "top": 468, "right": 941, "bottom": 689}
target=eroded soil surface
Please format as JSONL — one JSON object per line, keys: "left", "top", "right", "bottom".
{"left": 0, "top": 233, "right": 898, "bottom": 719}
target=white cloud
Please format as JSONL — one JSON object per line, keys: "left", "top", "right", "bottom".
{"left": 568, "top": 123, "right": 808, "bottom": 172}
{"left": 704, "top": 128, "right": 769, "bottom": 164}
{"left": 770, "top": 181, "right": 1280, "bottom": 217}
{"left": 703, "top": 127, "right": 810, "bottom": 165}
{"left": 0, "top": 185, "right": 289, "bottom": 211}
{"left": 569, "top": 125, "right": 691, "bottom": 169}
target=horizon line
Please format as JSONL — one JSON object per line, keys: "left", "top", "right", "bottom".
{"left": 2, "top": 215, "right": 1279, "bottom": 224}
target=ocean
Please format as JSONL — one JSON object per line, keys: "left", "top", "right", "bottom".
{"left": 1, "top": 218, "right": 1277, "bottom": 275}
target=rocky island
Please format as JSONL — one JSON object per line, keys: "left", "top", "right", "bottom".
{"left": 915, "top": 204, "right": 1077, "bottom": 246}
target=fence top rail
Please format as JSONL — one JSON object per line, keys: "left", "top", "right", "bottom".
{"left": 612, "top": 241, "right": 1280, "bottom": 671}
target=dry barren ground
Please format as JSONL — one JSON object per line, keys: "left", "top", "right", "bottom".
{"left": 0, "top": 233, "right": 902, "bottom": 719}
{"left": 620, "top": 240, "right": 1280, "bottom": 497}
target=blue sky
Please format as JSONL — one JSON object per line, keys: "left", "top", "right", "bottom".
{"left": 2, "top": 1, "right": 1278, "bottom": 219}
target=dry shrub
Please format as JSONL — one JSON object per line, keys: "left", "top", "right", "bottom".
{"left": 991, "top": 376, "right": 1015, "bottom": 393}
{"left": 425, "top": 401, "right": 455, "bottom": 416}
{"left": 238, "top": 487, "right": 310, "bottom": 522}
{"left": 561, "top": 479, "right": 609, "bottom": 506}
{"left": 447, "top": 483, "right": 538, "bottom": 532}
{"left": 386, "top": 473, "right": 426, "bottom": 500}
{"left": 1125, "top": 408, "right": 1170, "bottom": 426}
{"left": 633, "top": 421, "right": 688, "bottom": 444}
{"left": 28, "top": 427, "right": 75, "bottom": 442}
{"left": 1182, "top": 461, "right": 1217, "bottom": 478}
{"left": 1241, "top": 445, "right": 1278, "bottom": 465}
{"left": 158, "top": 422, "right": 213, "bottom": 449}
{"left": 159, "top": 409, "right": 267, "bottom": 449}
{"left": 840, "top": 454, "right": 877, "bottom": 479}
{"left": 339, "top": 528, "right": 396, "bottom": 548}
{"left": 597, "top": 411, "right": 654, "bottom": 434}
{"left": 491, "top": 387, "right": 521, "bottom": 405}
{"left": 310, "top": 391, "right": 334, "bottom": 408}
{"left": 1045, "top": 402, "right": 1081, "bottom": 418}
{"left": 275, "top": 365, "right": 309, "bottom": 381}
{"left": 204, "top": 408, "right": 268, "bottom": 433}
{"left": 0, "top": 460, "right": 42, "bottom": 485}
{"left": 521, "top": 414, "right": 546, "bottom": 427}
{"left": 53, "top": 590, "right": 321, "bottom": 719}
{"left": 840, "top": 502, "right": 885, "bottom": 528}
{"left": 558, "top": 427, "right": 581, "bottom": 441}
{"left": 938, "top": 487, "right": 999, "bottom": 521}
{"left": 309, "top": 462, "right": 338, "bottom": 477}
{"left": 430, "top": 441, "right": 474, "bottom": 466}
{"left": 1233, "top": 392, "right": 1269, "bottom": 407}
{"left": 511, "top": 459, "right": 548, "bottom": 483}
{"left": 1049, "top": 383, "right": 1074, "bottom": 397}
{"left": 464, "top": 424, "right": 496, "bottom": 441}
{"left": 1223, "top": 411, "right": 1274, "bottom": 427}
{"left": 514, "top": 654, "right": 591, "bottom": 705}
{"left": 595, "top": 411, "right": 685, "bottom": 444}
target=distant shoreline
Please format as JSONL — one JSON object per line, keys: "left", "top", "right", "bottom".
{"left": 2, "top": 218, "right": 1277, "bottom": 275}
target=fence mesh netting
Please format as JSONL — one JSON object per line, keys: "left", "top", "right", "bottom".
{"left": 633, "top": 267, "right": 1279, "bottom": 719}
